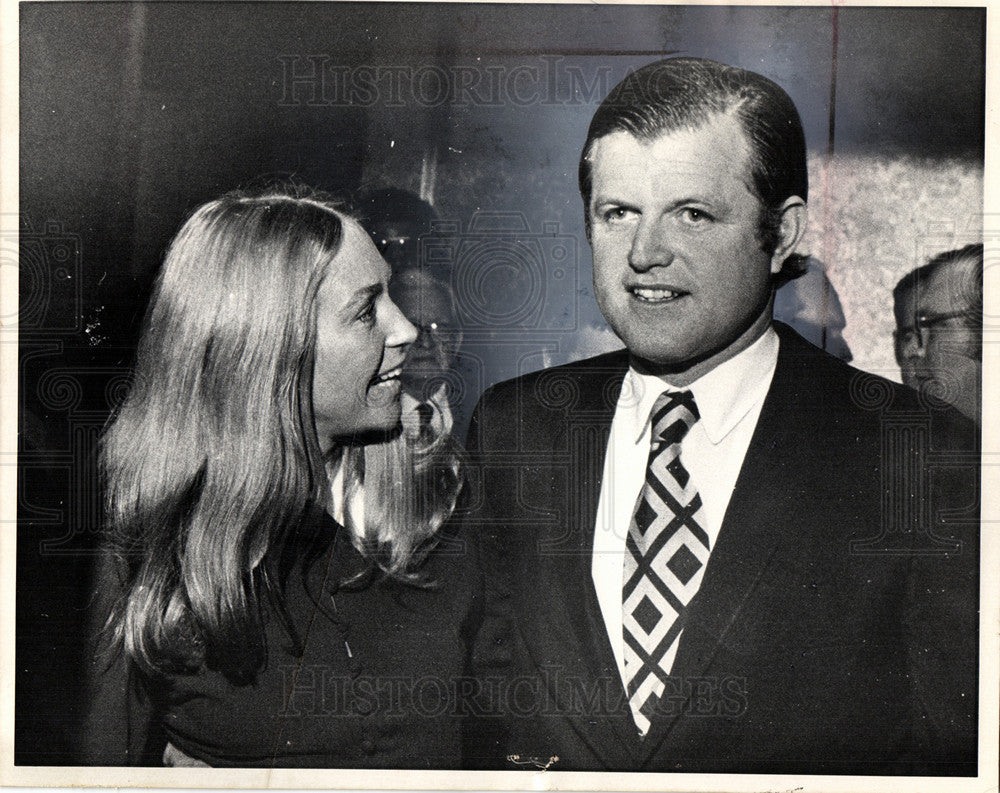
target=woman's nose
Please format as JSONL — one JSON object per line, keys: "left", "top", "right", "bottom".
{"left": 386, "top": 301, "right": 418, "bottom": 347}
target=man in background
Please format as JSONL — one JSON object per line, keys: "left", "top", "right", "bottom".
{"left": 894, "top": 243, "right": 983, "bottom": 425}
{"left": 390, "top": 266, "right": 464, "bottom": 443}
{"left": 356, "top": 188, "right": 466, "bottom": 440}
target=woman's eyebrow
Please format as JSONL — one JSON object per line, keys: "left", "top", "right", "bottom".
{"left": 342, "top": 282, "right": 383, "bottom": 312}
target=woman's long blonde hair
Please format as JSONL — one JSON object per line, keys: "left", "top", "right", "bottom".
{"left": 100, "top": 187, "right": 460, "bottom": 682}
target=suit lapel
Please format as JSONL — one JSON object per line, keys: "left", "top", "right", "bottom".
{"left": 515, "top": 352, "right": 641, "bottom": 764}
{"left": 639, "top": 329, "right": 807, "bottom": 761}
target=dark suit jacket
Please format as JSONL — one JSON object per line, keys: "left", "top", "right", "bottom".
{"left": 462, "top": 323, "right": 979, "bottom": 775}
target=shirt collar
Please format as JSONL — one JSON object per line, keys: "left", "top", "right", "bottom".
{"left": 401, "top": 383, "right": 453, "bottom": 436}
{"left": 625, "top": 326, "right": 779, "bottom": 445}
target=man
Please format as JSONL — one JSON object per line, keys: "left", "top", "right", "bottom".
{"left": 894, "top": 244, "right": 983, "bottom": 426}
{"left": 464, "top": 58, "right": 977, "bottom": 774}
{"left": 356, "top": 187, "right": 439, "bottom": 272}
{"left": 356, "top": 188, "right": 467, "bottom": 439}
{"left": 389, "top": 266, "right": 465, "bottom": 442}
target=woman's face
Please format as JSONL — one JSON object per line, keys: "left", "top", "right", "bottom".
{"left": 312, "top": 220, "right": 417, "bottom": 452}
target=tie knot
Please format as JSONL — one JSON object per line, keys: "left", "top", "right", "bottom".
{"left": 649, "top": 390, "right": 699, "bottom": 449}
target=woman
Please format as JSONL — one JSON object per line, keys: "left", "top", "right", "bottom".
{"left": 81, "top": 187, "right": 474, "bottom": 768}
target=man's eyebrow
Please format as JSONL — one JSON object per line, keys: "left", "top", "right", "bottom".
{"left": 591, "top": 196, "right": 639, "bottom": 210}
{"left": 664, "top": 196, "right": 719, "bottom": 210}
{"left": 591, "top": 196, "right": 722, "bottom": 212}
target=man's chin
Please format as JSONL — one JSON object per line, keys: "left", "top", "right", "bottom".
{"left": 626, "top": 341, "right": 717, "bottom": 379}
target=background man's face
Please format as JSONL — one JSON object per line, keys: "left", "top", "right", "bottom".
{"left": 893, "top": 282, "right": 922, "bottom": 389}
{"left": 894, "top": 255, "right": 981, "bottom": 423}
{"left": 587, "top": 116, "right": 783, "bottom": 383}
{"left": 370, "top": 219, "right": 425, "bottom": 271}
{"left": 389, "top": 269, "right": 462, "bottom": 399}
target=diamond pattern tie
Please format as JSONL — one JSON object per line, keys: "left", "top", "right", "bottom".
{"left": 622, "top": 390, "right": 711, "bottom": 736}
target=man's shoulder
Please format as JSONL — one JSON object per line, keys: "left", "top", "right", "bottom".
{"left": 477, "top": 348, "right": 630, "bottom": 412}
{"left": 771, "top": 322, "right": 976, "bottom": 450}
{"left": 775, "top": 321, "right": 908, "bottom": 402}
{"left": 465, "top": 349, "right": 629, "bottom": 451}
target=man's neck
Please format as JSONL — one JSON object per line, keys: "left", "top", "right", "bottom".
{"left": 631, "top": 314, "right": 773, "bottom": 388}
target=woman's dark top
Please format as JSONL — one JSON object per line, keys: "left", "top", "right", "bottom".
{"left": 81, "top": 508, "right": 485, "bottom": 768}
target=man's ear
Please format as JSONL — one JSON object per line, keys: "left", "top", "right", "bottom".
{"left": 769, "top": 196, "right": 808, "bottom": 274}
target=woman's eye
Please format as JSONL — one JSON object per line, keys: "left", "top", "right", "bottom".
{"left": 357, "top": 302, "right": 376, "bottom": 326}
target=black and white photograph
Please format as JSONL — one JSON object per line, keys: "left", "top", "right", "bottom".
{"left": 4, "top": 2, "right": 997, "bottom": 790}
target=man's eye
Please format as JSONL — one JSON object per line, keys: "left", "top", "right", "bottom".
{"left": 601, "top": 207, "right": 636, "bottom": 224}
{"left": 680, "top": 207, "right": 712, "bottom": 224}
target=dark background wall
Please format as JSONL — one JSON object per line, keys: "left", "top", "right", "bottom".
{"left": 16, "top": 3, "right": 984, "bottom": 764}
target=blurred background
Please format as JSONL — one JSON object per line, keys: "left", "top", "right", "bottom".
{"left": 16, "top": 3, "right": 984, "bottom": 764}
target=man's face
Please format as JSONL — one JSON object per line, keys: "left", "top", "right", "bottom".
{"left": 894, "top": 256, "right": 981, "bottom": 423}
{"left": 369, "top": 219, "right": 425, "bottom": 270}
{"left": 389, "top": 269, "right": 463, "bottom": 399}
{"left": 587, "top": 115, "right": 792, "bottom": 384}
{"left": 893, "top": 282, "right": 921, "bottom": 390}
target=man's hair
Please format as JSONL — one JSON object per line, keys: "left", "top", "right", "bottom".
{"left": 893, "top": 243, "right": 984, "bottom": 321}
{"left": 579, "top": 57, "right": 809, "bottom": 286}
{"left": 353, "top": 187, "right": 438, "bottom": 236}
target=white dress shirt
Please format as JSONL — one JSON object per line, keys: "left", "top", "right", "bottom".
{"left": 592, "top": 327, "right": 780, "bottom": 686}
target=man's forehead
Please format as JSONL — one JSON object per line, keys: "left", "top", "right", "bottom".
{"left": 588, "top": 115, "right": 755, "bottom": 191}
{"left": 918, "top": 259, "right": 979, "bottom": 312}
{"left": 391, "top": 273, "right": 454, "bottom": 317}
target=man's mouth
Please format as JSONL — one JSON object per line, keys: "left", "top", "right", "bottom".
{"left": 629, "top": 286, "right": 688, "bottom": 303}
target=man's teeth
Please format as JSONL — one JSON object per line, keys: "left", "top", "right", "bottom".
{"left": 632, "top": 287, "right": 681, "bottom": 301}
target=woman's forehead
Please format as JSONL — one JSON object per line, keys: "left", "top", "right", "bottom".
{"left": 317, "top": 221, "right": 389, "bottom": 307}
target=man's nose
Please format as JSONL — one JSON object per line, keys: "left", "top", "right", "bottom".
{"left": 627, "top": 219, "right": 674, "bottom": 272}
{"left": 413, "top": 323, "right": 436, "bottom": 348}
{"left": 897, "top": 328, "right": 925, "bottom": 361}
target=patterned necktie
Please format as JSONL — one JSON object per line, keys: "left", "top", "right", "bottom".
{"left": 622, "top": 390, "right": 711, "bottom": 736}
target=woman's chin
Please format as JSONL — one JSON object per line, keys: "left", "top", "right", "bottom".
{"left": 368, "top": 376, "right": 403, "bottom": 404}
